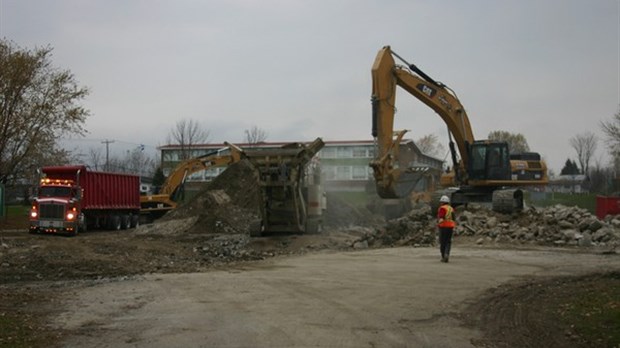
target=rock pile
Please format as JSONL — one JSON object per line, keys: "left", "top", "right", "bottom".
{"left": 360, "top": 204, "right": 620, "bottom": 249}
{"left": 159, "top": 159, "right": 262, "bottom": 235}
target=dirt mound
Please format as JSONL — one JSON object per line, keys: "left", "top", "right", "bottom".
{"left": 160, "top": 159, "right": 262, "bottom": 235}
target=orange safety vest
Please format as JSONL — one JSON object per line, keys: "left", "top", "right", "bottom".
{"left": 437, "top": 204, "right": 456, "bottom": 228}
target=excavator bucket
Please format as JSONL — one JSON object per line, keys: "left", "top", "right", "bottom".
{"left": 393, "top": 167, "right": 432, "bottom": 197}
{"left": 375, "top": 166, "right": 433, "bottom": 199}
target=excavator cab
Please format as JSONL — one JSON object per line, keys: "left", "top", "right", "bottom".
{"left": 467, "top": 141, "right": 511, "bottom": 181}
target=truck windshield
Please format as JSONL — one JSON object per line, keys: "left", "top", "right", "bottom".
{"left": 39, "top": 186, "right": 72, "bottom": 197}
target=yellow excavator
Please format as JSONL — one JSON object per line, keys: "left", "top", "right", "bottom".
{"left": 370, "top": 46, "right": 547, "bottom": 213}
{"left": 140, "top": 142, "right": 244, "bottom": 219}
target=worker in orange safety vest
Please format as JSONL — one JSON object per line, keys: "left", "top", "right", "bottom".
{"left": 437, "top": 195, "right": 456, "bottom": 263}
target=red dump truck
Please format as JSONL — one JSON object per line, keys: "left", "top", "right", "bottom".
{"left": 29, "top": 166, "right": 141, "bottom": 236}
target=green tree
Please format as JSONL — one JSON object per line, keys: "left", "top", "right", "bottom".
{"left": 152, "top": 167, "right": 166, "bottom": 193}
{"left": 560, "top": 159, "right": 580, "bottom": 175}
{"left": 0, "top": 40, "right": 89, "bottom": 184}
{"left": 487, "top": 130, "right": 530, "bottom": 154}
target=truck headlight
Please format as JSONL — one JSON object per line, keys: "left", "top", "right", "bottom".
{"left": 66, "top": 212, "right": 75, "bottom": 220}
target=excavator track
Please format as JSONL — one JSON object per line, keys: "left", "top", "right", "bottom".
{"left": 492, "top": 189, "right": 524, "bottom": 214}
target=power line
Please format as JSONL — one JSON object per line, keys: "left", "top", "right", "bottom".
{"left": 62, "top": 137, "right": 157, "bottom": 149}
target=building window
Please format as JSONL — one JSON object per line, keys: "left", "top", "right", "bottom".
{"left": 163, "top": 150, "right": 179, "bottom": 162}
{"left": 320, "top": 147, "right": 337, "bottom": 159}
{"left": 352, "top": 147, "right": 370, "bottom": 158}
{"left": 192, "top": 149, "right": 208, "bottom": 158}
{"left": 336, "top": 147, "right": 352, "bottom": 158}
{"left": 352, "top": 166, "right": 368, "bottom": 180}
{"left": 336, "top": 166, "right": 351, "bottom": 180}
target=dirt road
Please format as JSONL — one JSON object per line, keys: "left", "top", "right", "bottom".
{"left": 53, "top": 247, "right": 619, "bottom": 348}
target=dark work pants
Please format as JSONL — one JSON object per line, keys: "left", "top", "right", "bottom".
{"left": 439, "top": 227, "right": 453, "bottom": 258}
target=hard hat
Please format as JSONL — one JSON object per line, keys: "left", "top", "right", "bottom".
{"left": 439, "top": 195, "right": 450, "bottom": 203}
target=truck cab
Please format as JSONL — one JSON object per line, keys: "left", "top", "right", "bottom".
{"left": 29, "top": 178, "right": 82, "bottom": 235}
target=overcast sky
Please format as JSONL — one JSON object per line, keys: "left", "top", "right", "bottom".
{"left": 1, "top": 0, "right": 618, "bottom": 172}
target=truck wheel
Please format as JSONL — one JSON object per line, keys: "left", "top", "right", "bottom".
{"left": 108, "top": 215, "right": 122, "bottom": 230}
{"left": 121, "top": 215, "right": 131, "bottom": 230}
{"left": 130, "top": 215, "right": 140, "bottom": 229}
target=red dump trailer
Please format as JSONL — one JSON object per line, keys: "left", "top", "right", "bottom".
{"left": 29, "top": 166, "right": 140, "bottom": 236}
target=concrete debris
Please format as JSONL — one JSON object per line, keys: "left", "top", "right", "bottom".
{"left": 159, "top": 159, "right": 263, "bottom": 235}
{"left": 358, "top": 203, "right": 620, "bottom": 249}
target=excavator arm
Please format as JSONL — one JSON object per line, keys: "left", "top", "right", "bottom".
{"left": 140, "top": 142, "right": 244, "bottom": 218}
{"left": 370, "top": 45, "right": 474, "bottom": 198}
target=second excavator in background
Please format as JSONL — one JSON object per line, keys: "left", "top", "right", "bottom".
{"left": 140, "top": 143, "right": 244, "bottom": 219}
{"left": 370, "top": 46, "right": 547, "bottom": 213}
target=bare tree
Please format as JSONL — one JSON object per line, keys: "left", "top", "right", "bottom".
{"left": 601, "top": 108, "right": 620, "bottom": 156}
{"left": 487, "top": 130, "right": 530, "bottom": 154}
{"left": 166, "top": 119, "right": 210, "bottom": 160}
{"left": 93, "top": 147, "right": 157, "bottom": 177}
{"left": 569, "top": 131, "right": 597, "bottom": 177}
{"left": 588, "top": 158, "right": 614, "bottom": 194}
{"left": 86, "top": 147, "right": 104, "bottom": 171}
{"left": 122, "top": 147, "right": 157, "bottom": 177}
{"left": 415, "top": 134, "right": 445, "bottom": 158}
{"left": 0, "top": 40, "right": 89, "bottom": 184}
{"left": 244, "top": 126, "right": 268, "bottom": 146}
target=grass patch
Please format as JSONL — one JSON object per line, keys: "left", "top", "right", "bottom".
{"left": 556, "top": 273, "right": 620, "bottom": 347}
{"left": 0, "top": 205, "right": 29, "bottom": 229}
{"left": 527, "top": 192, "right": 596, "bottom": 213}
{"left": 0, "top": 315, "right": 39, "bottom": 348}
{"left": 0, "top": 291, "right": 62, "bottom": 348}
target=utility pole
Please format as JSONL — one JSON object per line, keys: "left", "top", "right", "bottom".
{"left": 101, "top": 139, "right": 115, "bottom": 171}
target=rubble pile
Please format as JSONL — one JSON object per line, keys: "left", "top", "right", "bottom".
{"left": 361, "top": 205, "right": 436, "bottom": 247}
{"left": 457, "top": 204, "right": 620, "bottom": 247}
{"left": 360, "top": 204, "right": 620, "bottom": 249}
{"left": 190, "top": 233, "right": 265, "bottom": 264}
{"left": 159, "top": 159, "right": 262, "bottom": 235}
